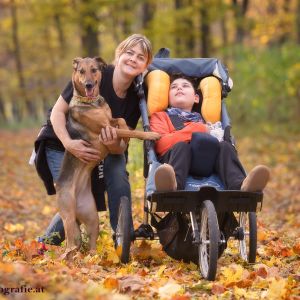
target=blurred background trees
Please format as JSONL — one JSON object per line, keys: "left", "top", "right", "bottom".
{"left": 0, "top": 0, "right": 299, "bottom": 129}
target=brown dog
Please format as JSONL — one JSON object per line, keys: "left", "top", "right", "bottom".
{"left": 56, "top": 57, "right": 160, "bottom": 257}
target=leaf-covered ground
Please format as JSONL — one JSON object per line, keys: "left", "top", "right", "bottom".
{"left": 0, "top": 129, "right": 299, "bottom": 300}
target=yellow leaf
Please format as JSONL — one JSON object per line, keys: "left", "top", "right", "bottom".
{"left": 220, "top": 264, "right": 244, "bottom": 285}
{"left": 107, "top": 249, "right": 120, "bottom": 264}
{"left": 157, "top": 265, "right": 167, "bottom": 277}
{"left": 264, "top": 256, "right": 282, "bottom": 267}
{"left": 233, "top": 286, "right": 248, "bottom": 298}
{"left": 42, "top": 205, "right": 53, "bottom": 215}
{"left": 158, "top": 282, "right": 183, "bottom": 300}
{"left": 265, "top": 278, "right": 287, "bottom": 299}
{"left": 4, "top": 223, "right": 24, "bottom": 233}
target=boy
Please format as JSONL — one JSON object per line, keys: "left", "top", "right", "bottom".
{"left": 150, "top": 74, "right": 270, "bottom": 192}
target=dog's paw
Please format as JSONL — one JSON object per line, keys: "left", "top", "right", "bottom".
{"left": 60, "top": 246, "right": 78, "bottom": 261}
{"left": 89, "top": 249, "right": 97, "bottom": 256}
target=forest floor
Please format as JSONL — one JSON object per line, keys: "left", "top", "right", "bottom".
{"left": 0, "top": 128, "right": 299, "bottom": 300}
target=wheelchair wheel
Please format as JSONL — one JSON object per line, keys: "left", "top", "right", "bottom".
{"left": 239, "top": 212, "right": 257, "bottom": 263}
{"left": 115, "top": 196, "right": 131, "bottom": 263}
{"left": 198, "top": 200, "right": 219, "bottom": 281}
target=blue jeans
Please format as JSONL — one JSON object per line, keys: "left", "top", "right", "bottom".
{"left": 39, "top": 148, "right": 65, "bottom": 245}
{"left": 104, "top": 154, "right": 134, "bottom": 233}
{"left": 41, "top": 148, "right": 133, "bottom": 244}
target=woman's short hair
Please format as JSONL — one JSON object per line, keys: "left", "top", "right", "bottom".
{"left": 114, "top": 34, "right": 153, "bottom": 66}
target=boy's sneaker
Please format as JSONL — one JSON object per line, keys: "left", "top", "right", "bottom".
{"left": 155, "top": 164, "right": 177, "bottom": 192}
{"left": 241, "top": 165, "right": 270, "bottom": 192}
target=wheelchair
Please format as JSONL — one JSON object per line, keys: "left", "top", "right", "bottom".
{"left": 115, "top": 50, "right": 263, "bottom": 281}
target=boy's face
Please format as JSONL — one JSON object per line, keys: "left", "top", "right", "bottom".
{"left": 169, "top": 78, "right": 199, "bottom": 112}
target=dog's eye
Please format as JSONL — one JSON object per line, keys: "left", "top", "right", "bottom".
{"left": 91, "top": 68, "right": 98, "bottom": 73}
{"left": 79, "top": 69, "right": 85, "bottom": 74}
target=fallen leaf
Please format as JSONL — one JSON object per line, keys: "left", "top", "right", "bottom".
{"left": 158, "top": 281, "right": 183, "bottom": 299}
{"left": 293, "top": 242, "right": 300, "bottom": 255}
{"left": 118, "top": 275, "right": 144, "bottom": 293}
{"left": 265, "top": 278, "right": 287, "bottom": 299}
{"left": 4, "top": 223, "right": 24, "bottom": 233}
{"left": 256, "top": 265, "right": 268, "bottom": 278}
{"left": 211, "top": 283, "right": 226, "bottom": 295}
{"left": 103, "top": 277, "right": 119, "bottom": 290}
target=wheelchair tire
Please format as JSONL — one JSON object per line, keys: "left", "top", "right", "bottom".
{"left": 198, "top": 200, "right": 219, "bottom": 281}
{"left": 115, "top": 196, "right": 131, "bottom": 263}
{"left": 239, "top": 212, "right": 257, "bottom": 263}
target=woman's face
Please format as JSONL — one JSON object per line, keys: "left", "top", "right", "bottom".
{"left": 169, "top": 78, "right": 199, "bottom": 112}
{"left": 116, "top": 44, "right": 148, "bottom": 78}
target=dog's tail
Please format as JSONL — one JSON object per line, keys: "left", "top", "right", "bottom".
{"left": 116, "top": 129, "right": 160, "bottom": 140}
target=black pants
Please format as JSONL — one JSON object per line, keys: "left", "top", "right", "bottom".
{"left": 158, "top": 141, "right": 246, "bottom": 190}
{"left": 158, "top": 142, "right": 191, "bottom": 190}
{"left": 215, "top": 141, "right": 247, "bottom": 190}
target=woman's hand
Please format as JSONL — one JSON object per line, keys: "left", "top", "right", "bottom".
{"left": 64, "top": 139, "right": 101, "bottom": 163}
{"left": 99, "top": 126, "right": 127, "bottom": 154}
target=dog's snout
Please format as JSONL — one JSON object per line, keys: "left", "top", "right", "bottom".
{"left": 85, "top": 82, "right": 94, "bottom": 90}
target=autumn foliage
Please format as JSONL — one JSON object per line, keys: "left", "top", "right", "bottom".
{"left": 0, "top": 129, "right": 299, "bottom": 299}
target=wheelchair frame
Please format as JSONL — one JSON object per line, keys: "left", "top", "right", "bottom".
{"left": 115, "top": 53, "right": 264, "bottom": 281}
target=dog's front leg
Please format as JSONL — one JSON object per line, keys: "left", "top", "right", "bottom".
{"left": 113, "top": 117, "right": 161, "bottom": 141}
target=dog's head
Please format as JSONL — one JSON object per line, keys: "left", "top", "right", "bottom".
{"left": 72, "top": 57, "right": 106, "bottom": 98}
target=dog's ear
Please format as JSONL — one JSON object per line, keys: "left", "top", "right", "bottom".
{"left": 94, "top": 57, "right": 107, "bottom": 70}
{"left": 73, "top": 57, "right": 82, "bottom": 71}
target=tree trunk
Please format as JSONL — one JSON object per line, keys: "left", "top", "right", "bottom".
{"left": 200, "top": 2, "right": 211, "bottom": 57}
{"left": 141, "top": 1, "right": 155, "bottom": 29}
{"left": 175, "top": 0, "right": 183, "bottom": 56}
{"left": 297, "top": 0, "right": 300, "bottom": 44}
{"left": 174, "top": 0, "right": 195, "bottom": 57}
{"left": 232, "top": 0, "right": 249, "bottom": 44}
{"left": 278, "top": 0, "right": 291, "bottom": 44}
{"left": 10, "top": 0, "right": 35, "bottom": 120}
{"left": 186, "top": 0, "right": 195, "bottom": 56}
{"left": 54, "top": 12, "right": 66, "bottom": 58}
{"left": 0, "top": 94, "right": 5, "bottom": 122}
{"left": 80, "top": 0, "right": 100, "bottom": 57}
{"left": 120, "top": 2, "right": 133, "bottom": 36}
{"left": 220, "top": 16, "right": 228, "bottom": 49}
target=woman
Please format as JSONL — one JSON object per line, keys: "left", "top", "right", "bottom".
{"left": 38, "top": 34, "right": 153, "bottom": 245}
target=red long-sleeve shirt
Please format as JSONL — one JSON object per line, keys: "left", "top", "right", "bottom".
{"left": 150, "top": 111, "right": 208, "bottom": 156}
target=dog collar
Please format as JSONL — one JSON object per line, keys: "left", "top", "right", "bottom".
{"left": 72, "top": 94, "right": 102, "bottom": 104}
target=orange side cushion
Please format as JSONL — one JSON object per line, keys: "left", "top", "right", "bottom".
{"left": 199, "top": 76, "right": 221, "bottom": 123}
{"left": 145, "top": 70, "right": 170, "bottom": 116}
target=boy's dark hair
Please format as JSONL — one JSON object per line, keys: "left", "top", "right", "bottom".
{"left": 170, "top": 73, "right": 202, "bottom": 112}
{"left": 170, "top": 73, "right": 199, "bottom": 92}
